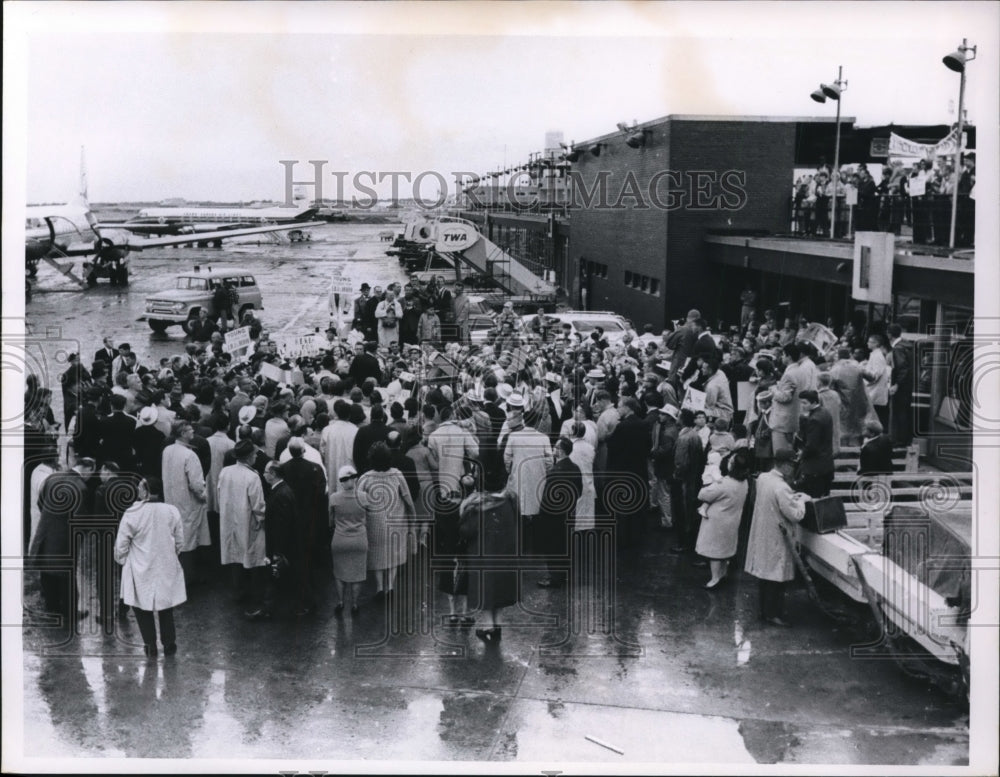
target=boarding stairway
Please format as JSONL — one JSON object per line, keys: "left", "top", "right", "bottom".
{"left": 394, "top": 216, "right": 556, "bottom": 302}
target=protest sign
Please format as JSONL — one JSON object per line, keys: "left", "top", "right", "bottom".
{"left": 223, "top": 326, "right": 252, "bottom": 358}
{"left": 681, "top": 387, "right": 706, "bottom": 413}
{"left": 736, "top": 381, "right": 755, "bottom": 412}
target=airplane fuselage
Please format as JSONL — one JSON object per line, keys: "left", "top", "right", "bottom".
{"left": 25, "top": 204, "right": 95, "bottom": 262}
{"left": 124, "top": 204, "right": 318, "bottom": 235}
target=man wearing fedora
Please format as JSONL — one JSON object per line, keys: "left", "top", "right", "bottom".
{"left": 544, "top": 372, "right": 572, "bottom": 446}
{"left": 134, "top": 406, "right": 166, "bottom": 481}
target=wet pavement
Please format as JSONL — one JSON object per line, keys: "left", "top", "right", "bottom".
{"left": 15, "top": 223, "right": 969, "bottom": 767}
{"left": 17, "top": 533, "right": 968, "bottom": 766}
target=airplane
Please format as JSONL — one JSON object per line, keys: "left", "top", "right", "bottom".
{"left": 26, "top": 152, "right": 323, "bottom": 289}
{"left": 99, "top": 197, "right": 320, "bottom": 237}
{"left": 27, "top": 206, "right": 324, "bottom": 288}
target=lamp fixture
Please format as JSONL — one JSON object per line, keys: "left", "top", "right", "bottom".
{"left": 943, "top": 40, "right": 977, "bottom": 72}
{"left": 617, "top": 120, "right": 649, "bottom": 148}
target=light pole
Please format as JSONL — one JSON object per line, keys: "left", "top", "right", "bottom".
{"left": 811, "top": 66, "right": 847, "bottom": 238}
{"left": 943, "top": 39, "right": 976, "bottom": 249}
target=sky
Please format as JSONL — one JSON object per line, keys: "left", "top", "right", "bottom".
{"left": 6, "top": 1, "right": 999, "bottom": 203}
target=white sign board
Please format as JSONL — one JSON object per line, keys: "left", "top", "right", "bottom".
{"left": 434, "top": 222, "right": 479, "bottom": 252}
{"left": 681, "top": 387, "right": 706, "bottom": 413}
{"left": 852, "top": 232, "right": 895, "bottom": 306}
{"left": 259, "top": 361, "right": 285, "bottom": 383}
{"left": 272, "top": 332, "right": 324, "bottom": 359}
{"left": 223, "top": 326, "right": 252, "bottom": 356}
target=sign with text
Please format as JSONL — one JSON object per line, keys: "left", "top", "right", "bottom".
{"left": 852, "top": 232, "right": 894, "bottom": 305}
{"left": 433, "top": 222, "right": 479, "bottom": 252}
{"left": 272, "top": 331, "right": 324, "bottom": 359}
{"left": 223, "top": 326, "right": 252, "bottom": 356}
{"left": 681, "top": 387, "right": 706, "bottom": 413}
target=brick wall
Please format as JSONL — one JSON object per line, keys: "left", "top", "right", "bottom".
{"left": 570, "top": 118, "right": 797, "bottom": 329}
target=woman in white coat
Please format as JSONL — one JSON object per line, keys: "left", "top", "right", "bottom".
{"left": 568, "top": 422, "right": 597, "bottom": 532}
{"left": 115, "top": 477, "right": 187, "bottom": 658}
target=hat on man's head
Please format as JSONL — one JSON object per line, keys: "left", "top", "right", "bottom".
{"left": 238, "top": 405, "right": 257, "bottom": 425}
{"left": 586, "top": 368, "right": 605, "bottom": 380}
{"left": 337, "top": 464, "right": 358, "bottom": 482}
{"left": 657, "top": 403, "right": 680, "bottom": 419}
{"left": 360, "top": 283, "right": 371, "bottom": 291}
{"left": 233, "top": 440, "right": 255, "bottom": 459}
{"left": 496, "top": 383, "right": 514, "bottom": 400}
{"left": 544, "top": 372, "right": 561, "bottom": 385}
{"left": 506, "top": 392, "right": 525, "bottom": 409}
{"left": 138, "top": 406, "right": 159, "bottom": 427}
{"left": 686, "top": 309, "right": 701, "bottom": 321}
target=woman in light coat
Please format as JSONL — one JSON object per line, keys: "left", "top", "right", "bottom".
{"left": 568, "top": 422, "right": 597, "bottom": 532}
{"left": 695, "top": 450, "right": 751, "bottom": 589}
{"left": 356, "top": 442, "right": 416, "bottom": 597}
{"left": 115, "top": 477, "right": 186, "bottom": 658}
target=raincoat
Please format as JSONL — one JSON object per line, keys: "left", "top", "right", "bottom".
{"left": 217, "top": 462, "right": 267, "bottom": 568}
{"left": 114, "top": 500, "right": 187, "bottom": 611}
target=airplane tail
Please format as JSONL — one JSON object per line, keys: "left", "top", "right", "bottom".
{"left": 69, "top": 146, "right": 92, "bottom": 212}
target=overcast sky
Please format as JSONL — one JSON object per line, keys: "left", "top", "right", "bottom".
{"left": 6, "top": 1, "right": 999, "bottom": 203}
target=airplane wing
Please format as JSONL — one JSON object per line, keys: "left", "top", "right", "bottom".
{"left": 97, "top": 221, "right": 258, "bottom": 234}
{"left": 57, "top": 221, "right": 325, "bottom": 255}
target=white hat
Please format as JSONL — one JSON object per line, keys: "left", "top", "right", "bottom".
{"left": 465, "top": 388, "right": 483, "bottom": 403}
{"left": 238, "top": 405, "right": 257, "bottom": 425}
{"left": 586, "top": 368, "right": 605, "bottom": 380}
{"left": 138, "top": 406, "right": 158, "bottom": 426}
{"left": 497, "top": 383, "right": 514, "bottom": 400}
{"left": 658, "top": 403, "right": 680, "bottom": 419}
{"left": 506, "top": 392, "right": 525, "bottom": 408}
{"left": 544, "top": 372, "right": 561, "bottom": 384}
{"left": 337, "top": 464, "right": 358, "bottom": 481}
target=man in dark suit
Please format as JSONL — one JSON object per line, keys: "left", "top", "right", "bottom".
{"left": 682, "top": 319, "right": 721, "bottom": 383}
{"left": 544, "top": 372, "right": 573, "bottom": 445}
{"left": 666, "top": 309, "right": 701, "bottom": 383}
{"left": 92, "top": 337, "right": 118, "bottom": 383}
{"left": 29, "top": 457, "right": 96, "bottom": 618}
{"left": 887, "top": 323, "right": 914, "bottom": 446}
{"left": 246, "top": 460, "right": 296, "bottom": 620}
{"left": 348, "top": 341, "right": 383, "bottom": 386}
{"left": 99, "top": 393, "right": 137, "bottom": 471}
{"left": 858, "top": 419, "right": 895, "bottom": 476}
{"left": 606, "top": 396, "right": 653, "bottom": 549}
{"left": 280, "top": 439, "right": 329, "bottom": 617}
{"left": 794, "top": 390, "right": 835, "bottom": 498}
{"left": 481, "top": 386, "right": 508, "bottom": 490}
{"left": 536, "top": 437, "right": 582, "bottom": 588}
{"left": 72, "top": 386, "right": 105, "bottom": 461}
{"left": 386, "top": 430, "right": 420, "bottom": 504}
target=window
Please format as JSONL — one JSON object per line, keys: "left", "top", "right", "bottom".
{"left": 649, "top": 278, "right": 660, "bottom": 296}
{"left": 624, "top": 271, "right": 633, "bottom": 286}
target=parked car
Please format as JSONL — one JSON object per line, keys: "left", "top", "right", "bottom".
{"left": 144, "top": 267, "right": 263, "bottom": 333}
{"left": 519, "top": 310, "right": 632, "bottom": 345}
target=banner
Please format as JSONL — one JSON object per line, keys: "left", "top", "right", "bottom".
{"left": 887, "top": 129, "right": 966, "bottom": 161}
{"left": 272, "top": 331, "right": 324, "bottom": 359}
{"left": 223, "top": 326, "right": 252, "bottom": 357}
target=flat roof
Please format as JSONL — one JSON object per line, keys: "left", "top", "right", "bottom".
{"left": 577, "top": 114, "right": 856, "bottom": 146}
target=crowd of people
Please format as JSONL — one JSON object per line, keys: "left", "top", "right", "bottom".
{"left": 791, "top": 154, "right": 975, "bottom": 246}
{"left": 22, "top": 281, "right": 920, "bottom": 655}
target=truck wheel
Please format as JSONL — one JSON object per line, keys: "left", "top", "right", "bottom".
{"left": 183, "top": 312, "right": 200, "bottom": 334}
{"left": 148, "top": 319, "right": 169, "bottom": 334}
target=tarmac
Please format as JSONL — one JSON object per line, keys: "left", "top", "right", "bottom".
{"left": 16, "top": 524, "right": 968, "bottom": 768}
{"left": 14, "top": 222, "right": 970, "bottom": 769}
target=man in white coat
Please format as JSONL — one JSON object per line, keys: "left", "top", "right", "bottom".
{"left": 769, "top": 342, "right": 819, "bottom": 456}
{"left": 161, "top": 420, "right": 209, "bottom": 587}
{"left": 744, "top": 448, "right": 810, "bottom": 626}
{"left": 114, "top": 477, "right": 186, "bottom": 658}
{"left": 502, "top": 394, "right": 552, "bottom": 555}
{"left": 206, "top": 414, "right": 235, "bottom": 559}
{"left": 218, "top": 440, "right": 267, "bottom": 609}
{"left": 428, "top": 403, "right": 479, "bottom": 498}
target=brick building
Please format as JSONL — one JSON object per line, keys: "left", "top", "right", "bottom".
{"left": 568, "top": 114, "right": 846, "bottom": 329}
